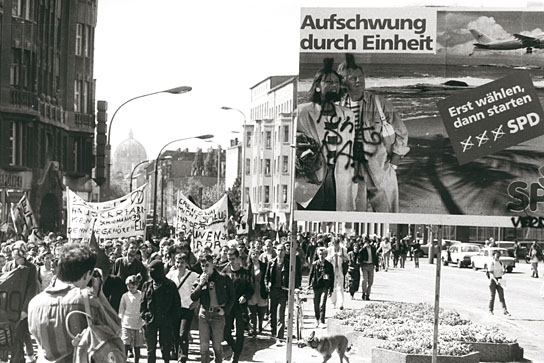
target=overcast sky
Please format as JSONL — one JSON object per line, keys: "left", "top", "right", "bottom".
{"left": 94, "top": 0, "right": 535, "bottom": 158}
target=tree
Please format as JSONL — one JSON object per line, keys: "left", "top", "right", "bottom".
{"left": 204, "top": 148, "right": 218, "bottom": 176}
{"left": 227, "top": 176, "right": 242, "bottom": 220}
{"left": 191, "top": 148, "right": 204, "bottom": 176}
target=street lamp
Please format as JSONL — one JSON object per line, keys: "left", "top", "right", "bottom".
{"left": 221, "top": 106, "right": 247, "bottom": 206}
{"left": 106, "top": 86, "right": 192, "bottom": 198}
{"left": 152, "top": 134, "right": 214, "bottom": 236}
{"left": 129, "top": 159, "right": 149, "bottom": 192}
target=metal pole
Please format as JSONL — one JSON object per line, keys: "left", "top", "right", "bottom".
{"left": 107, "top": 86, "right": 191, "bottom": 200}
{"left": 286, "top": 113, "right": 298, "bottom": 363}
{"left": 432, "top": 225, "right": 443, "bottom": 363}
{"left": 129, "top": 159, "right": 150, "bottom": 193}
{"left": 152, "top": 135, "right": 213, "bottom": 236}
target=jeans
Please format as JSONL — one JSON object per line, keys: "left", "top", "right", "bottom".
{"left": 313, "top": 287, "right": 328, "bottom": 323}
{"left": 178, "top": 308, "right": 194, "bottom": 362}
{"left": 489, "top": 279, "right": 508, "bottom": 312}
{"left": 361, "top": 263, "right": 375, "bottom": 297}
{"left": 144, "top": 321, "right": 174, "bottom": 363}
{"left": 223, "top": 306, "right": 246, "bottom": 360}
{"left": 199, "top": 309, "right": 225, "bottom": 363}
{"left": 269, "top": 287, "right": 288, "bottom": 339}
{"left": 248, "top": 304, "right": 266, "bottom": 334}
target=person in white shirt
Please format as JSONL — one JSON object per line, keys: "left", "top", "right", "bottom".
{"left": 378, "top": 237, "right": 392, "bottom": 271}
{"left": 119, "top": 274, "right": 145, "bottom": 363}
{"left": 326, "top": 237, "right": 348, "bottom": 310}
{"left": 166, "top": 253, "right": 199, "bottom": 363}
{"left": 488, "top": 251, "right": 510, "bottom": 316}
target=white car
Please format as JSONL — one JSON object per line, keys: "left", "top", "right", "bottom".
{"left": 470, "top": 247, "right": 516, "bottom": 273}
{"left": 441, "top": 243, "right": 481, "bottom": 268}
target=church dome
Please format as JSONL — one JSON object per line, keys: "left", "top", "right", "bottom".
{"left": 113, "top": 131, "right": 148, "bottom": 177}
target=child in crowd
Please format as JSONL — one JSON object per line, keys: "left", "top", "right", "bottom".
{"left": 119, "top": 274, "right": 145, "bottom": 363}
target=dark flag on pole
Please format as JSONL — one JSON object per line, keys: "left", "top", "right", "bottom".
{"left": 237, "top": 196, "right": 253, "bottom": 236}
{"left": 89, "top": 231, "right": 111, "bottom": 277}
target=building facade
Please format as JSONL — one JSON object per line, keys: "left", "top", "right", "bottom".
{"left": 112, "top": 130, "right": 147, "bottom": 194}
{"left": 246, "top": 76, "right": 297, "bottom": 231}
{"left": 0, "top": 0, "right": 98, "bottom": 234}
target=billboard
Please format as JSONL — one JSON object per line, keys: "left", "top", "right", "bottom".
{"left": 296, "top": 7, "right": 544, "bottom": 222}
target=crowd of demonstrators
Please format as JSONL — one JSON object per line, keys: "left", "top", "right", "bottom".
{"left": 2, "top": 226, "right": 429, "bottom": 363}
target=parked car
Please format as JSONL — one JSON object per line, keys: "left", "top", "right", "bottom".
{"left": 419, "top": 239, "right": 461, "bottom": 258}
{"left": 470, "top": 247, "right": 516, "bottom": 273}
{"left": 495, "top": 241, "right": 528, "bottom": 262}
{"left": 441, "top": 243, "right": 482, "bottom": 268}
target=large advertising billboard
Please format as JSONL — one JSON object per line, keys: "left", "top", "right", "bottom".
{"left": 296, "top": 7, "right": 544, "bottom": 223}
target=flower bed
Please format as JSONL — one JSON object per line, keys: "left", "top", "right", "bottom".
{"left": 333, "top": 302, "right": 520, "bottom": 360}
{"left": 372, "top": 348, "right": 480, "bottom": 363}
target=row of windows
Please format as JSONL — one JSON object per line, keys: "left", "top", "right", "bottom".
{"left": 5, "top": 121, "right": 92, "bottom": 175}
{"left": 252, "top": 184, "right": 289, "bottom": 204}
{"left": 244, "top": 124, "right": 290, "bottom": 149}
{"left": 246, "top": 156, "right": 289, "bottom": 175}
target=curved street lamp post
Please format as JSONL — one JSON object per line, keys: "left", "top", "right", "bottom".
{"left": 152, "top": 134, "right": 214, "bottom": 236}
{"left": 106, "top": 86, "right": 192, "bottom": 197}
{"left": 221, "top": 106, "right": 247, "bottom": 206}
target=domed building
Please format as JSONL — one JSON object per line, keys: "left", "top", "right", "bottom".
{"left": 112, "top": 131, "right": 147, "bottom": 192}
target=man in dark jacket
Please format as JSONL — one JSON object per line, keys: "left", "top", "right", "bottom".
{"left": 359, "top": 236, "right": 379, "bottom": 300}
{"left": 191, "top": 254, "right": 235, "bottom": 363}
{"left": 308, "top": 247, "right": 334, "bottom": 328}
{"left": 264, "top": 242, "right": 302, "bottom": 344}
{"left": 141, "top": 260, "right": 181, "bottom": 363}
{"left": 222, "top": 248, "right": 253, "bottom": 363}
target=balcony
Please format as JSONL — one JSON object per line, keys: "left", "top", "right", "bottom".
{"left": 74, "top": 113, "right": 95, "bottom": 130}
{"left": 10, "top": 89, "right": 37, "bottom": 111}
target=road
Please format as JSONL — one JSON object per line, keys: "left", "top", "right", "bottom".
{"left": 127, "top": 259, "right": 544, "bottom": 362}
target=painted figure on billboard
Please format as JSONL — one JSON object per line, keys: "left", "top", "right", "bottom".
{"left": 337, "top": 53, "right": 410, "bottom": 212}
{"left": 295, "top": 58, "right": 358, "bottom": 211}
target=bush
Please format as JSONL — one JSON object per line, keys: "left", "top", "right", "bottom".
{"left": 333, "top": 302, "right": 515, "bottom": 356}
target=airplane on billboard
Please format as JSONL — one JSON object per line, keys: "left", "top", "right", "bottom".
{"left": 469, "top": 29, "right": 544, "bottom": 55}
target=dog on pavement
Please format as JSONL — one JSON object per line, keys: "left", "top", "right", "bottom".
{"left": 306, "top": 331, "right": 351, "bottom": 362}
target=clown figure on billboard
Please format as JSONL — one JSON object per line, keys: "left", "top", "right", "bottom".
{"left": 337, "top": 53, "right": 410, "bottom": 212}
{"left": 295, "top": 58, "right": 358, "bottom": 211}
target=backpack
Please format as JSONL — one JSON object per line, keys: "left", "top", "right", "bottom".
{"left": 66, "top": 288, "right": 126, "bottom": 363}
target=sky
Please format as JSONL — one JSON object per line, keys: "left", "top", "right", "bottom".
{"left": 94, "top": 0, "right": 538, "bottom": 158}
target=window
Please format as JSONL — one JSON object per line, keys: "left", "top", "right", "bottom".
{"left": 283, "top": 125, "right": 290, "bottom": 143}
{"left": 75, "top": 23, "right": 90, "bottom": 57}
{"left": 12, "top": 0, "right": 32, "bottom": 19}
{"left": 265, "top": 159, "right": 270, "bottom": 175}
{"left": 246, "top": 131, "right": 252, "bottom": 147}
{"left": 264, "top": 186, "right": 270, "bottom": 203}
{"left": 75, "top": 23, "right": 83, "bottom": 56}
{"left": 265, "top": 131, "right": 272, "bottom": 148}
{"left": 245, "top": 158, "right": 250, "bottom": 175}
{"left": 74, "top": 80, "right": 81, "bottom": 112}
{"left": 282, "top": 156, "right": 289, "bottom": 173}
{"left": 282, "top": 185, "right": 288, "bottom": 203}
{"left": 259, "top": 186, "right": 262, "bottom": 202}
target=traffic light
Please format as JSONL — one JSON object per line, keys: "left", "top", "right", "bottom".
{"left": 93, "top": 100, "right": 107, "bottom": 186}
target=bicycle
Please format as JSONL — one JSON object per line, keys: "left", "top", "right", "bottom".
{"left": 294, "top": 288, "right": 307, "bottom": 348}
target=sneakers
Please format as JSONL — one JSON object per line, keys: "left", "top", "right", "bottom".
{"left": 316, "top": 320, "right": 320, "bottom": 328}
{"left": 504, "top": 310, "right": 511, "bottom": 316}
{"left": 489, "top": 310, "right": 494, "bottom": 315}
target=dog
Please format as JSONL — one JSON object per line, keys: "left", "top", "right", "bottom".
{"left": 306, "top": 331, "right": 351, "bottom": 362}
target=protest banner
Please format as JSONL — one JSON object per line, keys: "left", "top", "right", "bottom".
{"left": 66, "top": 185, "right": 147, "bottom": 240}
{"left": 297, "top": 7, "right": 544, "bottom": 221}
{"left": 175, "top": 191, "right": 228, "bottom": 252}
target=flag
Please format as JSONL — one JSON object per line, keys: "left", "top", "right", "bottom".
{"left": 237, "top": 195, "right": 253, "bottom": 236}
{"left": 10, "top": 193, "right": 37, "bottom": 238}
{"left": 89, "top": 231, "right": 111, "bottom": 277}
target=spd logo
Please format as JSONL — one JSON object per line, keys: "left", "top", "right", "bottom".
{"left": 507, "top": 166, "right": 544, "bottom": 213}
